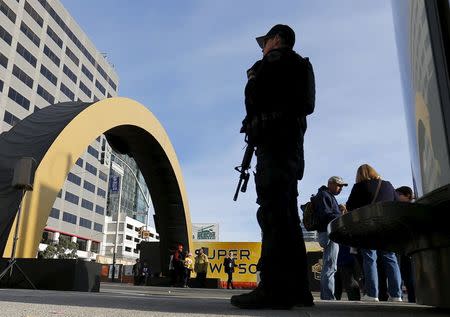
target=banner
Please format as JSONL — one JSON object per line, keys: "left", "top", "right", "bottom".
{"left": 192, "top": 241, "right": 322, "bottom": 290}
{"left": 193, "top": 241, "right": 259, "bottom": 283}
{"left": 109, "top": 175, "right": 120, "bottom": 193}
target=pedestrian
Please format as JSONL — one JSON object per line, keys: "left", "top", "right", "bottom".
{"left": 396, "top": 186, "right": 416, "bottom": 303}
{"left": 194, "top": 247, "right": 209, "bottom": 288}
{"left": 168, "top": 253, "right": 176, "bottom": 286}
{"left": 231, "top": 24, "right": 315, "bottom": 309}
{"left": 173, "top": 243, "right": 185, "bottom": 287}
{"left": 183, "top": 251, "right": 194, "bottom": 288}
{"left": 142, "top": 261, "right": 151, "bottom": 286}
{"left": 223, "top": 251, "right": 237, "bottom": 289}
{"left": 132, "top": 258, "right": 142, "bottom": 286}
{"left": 315, "top": 176, "right": 348, "bottom": 300}
{"left": 346, "top": 164, "right": 403, "bottom": 302}
{"left": 334, "top": 245, "right": 362, "bottom": 301}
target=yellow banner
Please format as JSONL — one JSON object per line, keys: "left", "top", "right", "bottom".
{"left": 192, "top": 241, "right": 321, "bottom": 283}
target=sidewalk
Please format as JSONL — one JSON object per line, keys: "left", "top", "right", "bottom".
{"left": 0, "top": 283, "right": 447, "bottom": 317}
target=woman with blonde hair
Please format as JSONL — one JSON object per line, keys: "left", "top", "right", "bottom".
{"left": 346, "top": 164, "right": 402, "bottom": 302}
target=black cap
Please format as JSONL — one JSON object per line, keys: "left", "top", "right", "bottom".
{"left": 256, "top": 24, "right": 295, "bottom": 49}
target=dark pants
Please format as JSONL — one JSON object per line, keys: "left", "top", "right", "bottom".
{"left": 254, "top": 145, "right": 311, "bottom": 302}
{"left": 197, "top": 272, "right": 207, "bottom": 288}
{"left": 400, "top": 254, "right": 415, "bottom": 303}
{"left": 227, "top": 271, "right": 234, "bottom": 289}
{"left": 184, "top": 268, "right": 191, "bottom": 287}
{"left": 377, "top": 253, "right": 389, "bottom": 301}
{"left": 335, "top": 263, "right": 361, "bottom": 301}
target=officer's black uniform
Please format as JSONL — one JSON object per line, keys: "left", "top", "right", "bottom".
{"left": 231, "top": 25, "right": 315, "bottom": 309}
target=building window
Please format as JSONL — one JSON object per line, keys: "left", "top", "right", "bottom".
{"left": 16, "top": 43, "right": 37, "bottom": 67}
{"left": 93, "top": 223, "right": 103, "bottom": 232}
{"left": 95, "top": 205, "right": 104, "bottom": 215}
{"left": 46, "top": 26, "right": 63, "bottom": 48}
{"left": 0, "top": 79, "right": 3, "bottom": 92}
{"left": 62, "top": 211, "right": 77, "bottom": 224}
{"left": 40, "top": 64, "right": 57, "bottom": 86}
{"left": 91, "top": 241, "right": 100, "bottom": 253}
{"left": 37, "top": 85, "right": 55, "bottom": 104}
{"left": 67, "top": 172, "right": 81, "bottom": 186}
{"left": 97, "top": 187, "right": 106, "bottom": 198}
{"left": 81, "top": 64, "right": 93, "bottom": 81}
{"left": 64, "top": 191, "right": 79, "bottom": 205}
{"left": 79, "top": 81, "right": 91, "bottom": 98}
{"left": 81, "top": 198, "right": 94, "bottom": 211}
{"left": 126, "top": 224, "right": 133, "bottom": 230}
{"left": 0, "top": 0, "right": 16, "bottom": 23}
{"left": 87, "top": 145, "right": 99, "bottom": 158}
{"left": 12, "top": 65, "right": 33, "bottom": 89}
{"left": 24, "top": 1, "right": 43, "bottom": 27}
{"left": 76, "top": 238, "right": 87, "bottom": 251}
{"left": 85, "top": 162, "right": 97, "bottom": 176}
{"left": 83, "top": 180, "right": 95, "bottom": 193}
{"left": 8, "top": 87, "right": 30, "bottom": 110}
{"left": 134, "top": 238, "right": 140, "bottom": 243}
{"left": 20, "top": 22, "right": 40, "bottom": 47}
{"left": 63, "top": 65, "right": 77, "bottom": 84}
{"left": 3, "top": 111, "right": 20, "bottom": 126}
{"left": 0, "top": 25, "right": 12, "bottom": 45}
{"left": 95, "top": 80, "right": 106, "bottom": 95}
{"left": 126, "top": 235, "right": 132, "bottom": 241}
{"left": 43, "top": 45, "right": 60, "bottom": 67}
{"left": 60, "top": 82, "right": 75, "bottom": 100}
{"left": 57, "top": 190, "right": 62, "bottom": 197}
{"left": 125, "top": 247, "right": 132, "bottom": 252}
{"left": 0, "top": 52, "right": 7, "bottom": 68}
{"left": 79, "top": 217, "right": 92, "bottom": 229}
{"left": 75, "top": 157, "right": 83, "bottom": 167}
{"left": 65, "top": 47, "right": 79, "bottom": 66}
{"left": 108, "top": 78, "right": 117, "bottom": 92}
{"left": 99, "top": 171, "right": 107, "bottom": 182}
{"left": 49, "top": 208, "right": 60, "bottom": 219}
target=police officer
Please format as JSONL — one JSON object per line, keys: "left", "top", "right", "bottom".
{"left": 231, "top": 24, "right": 315, "bottom": 309}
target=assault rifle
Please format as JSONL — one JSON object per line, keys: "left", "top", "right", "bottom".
{"left": 233, "top": 142, "right": 254, "bottom": 201}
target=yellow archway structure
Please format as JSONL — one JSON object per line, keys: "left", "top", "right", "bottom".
{"left": 2, "top": 97, "right": 192, "bottom": 259}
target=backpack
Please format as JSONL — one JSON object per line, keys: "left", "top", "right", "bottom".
{"left": 301, "top": 194, "right": 319, "bottom": 231}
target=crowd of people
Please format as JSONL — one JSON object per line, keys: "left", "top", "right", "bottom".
{"left": 313, "top": 164, "right": 415, "bottom": 303}
{"left": 168, "top": 245, "right": 210, "bottom": 288}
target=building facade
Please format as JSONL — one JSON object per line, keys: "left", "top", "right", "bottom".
{"left": 0, "top": 0, "right": 157, "bottom": 261}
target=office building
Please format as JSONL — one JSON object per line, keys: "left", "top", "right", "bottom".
{"left": 0, "top": 0, "right": 126, "bottom": 260}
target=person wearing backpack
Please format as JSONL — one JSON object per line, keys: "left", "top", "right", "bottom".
{"left": 315, "top": 176, "right": 348, "bottom": 300}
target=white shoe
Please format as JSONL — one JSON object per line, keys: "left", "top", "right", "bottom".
{"left": 362, "top": 295, "right": 379, "bottom": 302}
{"left": 388, "top": 297, "right": 403, "bottom": 302}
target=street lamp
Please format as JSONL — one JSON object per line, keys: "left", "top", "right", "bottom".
{"left": 110, "top": 161, "right": 123, "bottom": 283}
{"left": 108, "top": 153, "right": 151, "bottom": 282}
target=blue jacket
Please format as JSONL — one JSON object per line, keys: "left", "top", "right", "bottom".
{"left": 315, "top": 185, "right": 341, "bottom": 232}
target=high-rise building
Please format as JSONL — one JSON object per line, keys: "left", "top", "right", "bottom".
{"left": 0, "top": 0, "right": 123, "bottom": 260}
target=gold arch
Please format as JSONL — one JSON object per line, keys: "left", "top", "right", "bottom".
{"left": 3, "top": 97, "right": 192, "bottom": 258}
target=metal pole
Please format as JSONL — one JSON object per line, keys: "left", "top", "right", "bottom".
{"left": 111, "top": 173, "right": 123, "bottom": 283}
{"left": 111, "top": 154, "right": 151, "bottom": 234}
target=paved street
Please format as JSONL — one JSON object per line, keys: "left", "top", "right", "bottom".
{"left": 0, "top": 283, "right": 447, "bottom": 317}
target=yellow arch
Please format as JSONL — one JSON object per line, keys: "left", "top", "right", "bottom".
{"left": 3, "top": 97, "right": 192, "bottom": 258}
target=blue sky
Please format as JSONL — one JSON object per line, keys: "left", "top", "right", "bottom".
{"left": 62, "top": 0, "right": 411, "bottom": 241}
